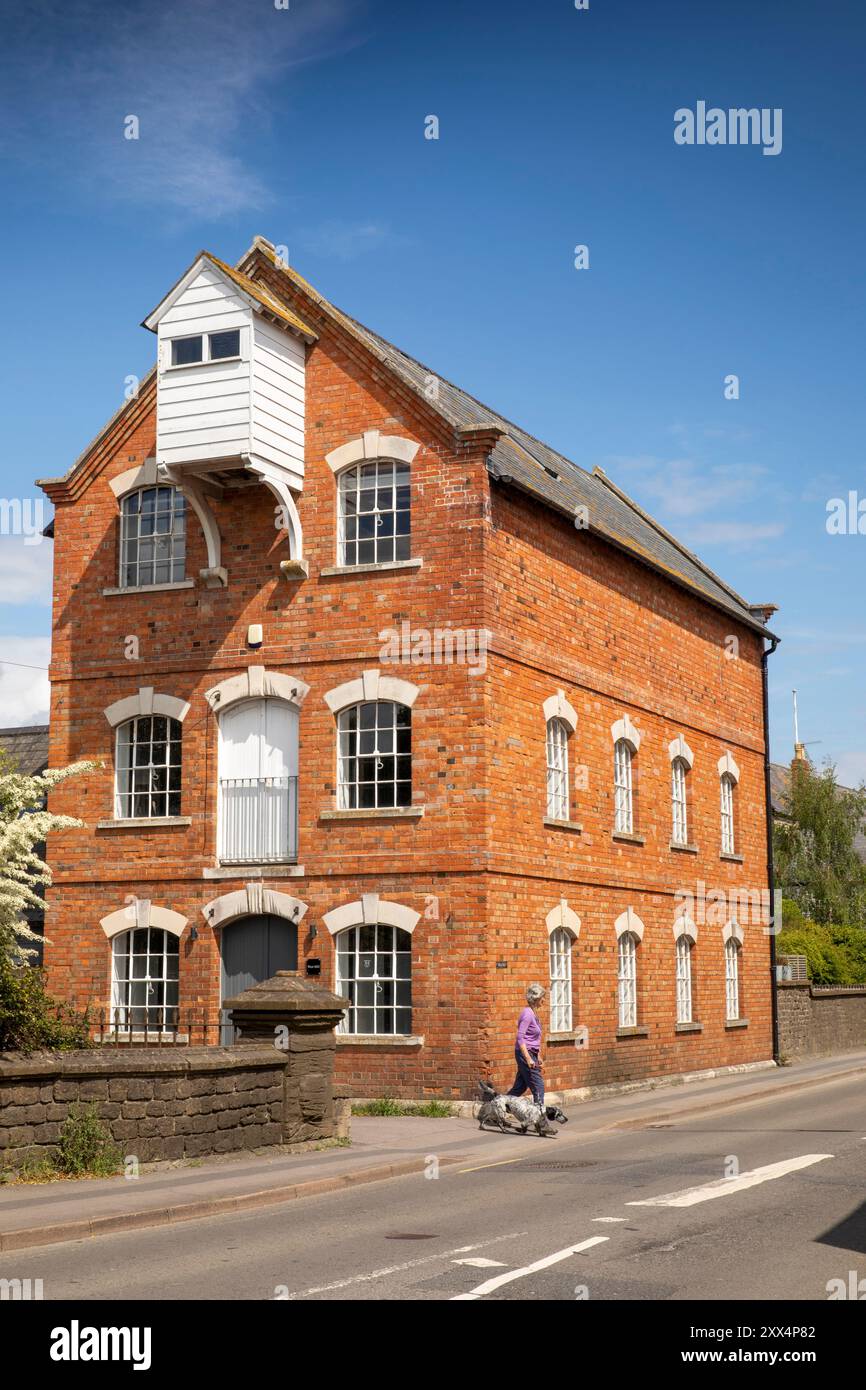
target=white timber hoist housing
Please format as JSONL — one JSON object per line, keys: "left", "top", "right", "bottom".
{"left": 142, "top": 251, "right": 317, "bottom": 585}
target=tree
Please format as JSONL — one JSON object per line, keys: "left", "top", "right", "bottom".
{"left": 773, "top": 759, "right": 866, "bottom": 929}
{"left": 0, "top": 753, "right": 95, "bottom": 965}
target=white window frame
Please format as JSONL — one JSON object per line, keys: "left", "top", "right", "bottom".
{"left": 119, "top": 484, "right": 186, "bottom": 589}
{"left": 720, "top": 773, "right": 736, "bottom": 854}
{"left": 110, "top": 926, "right": 179, "bottom": 1033}
{"left": 675, "top": 933, "right": 693, "bottom": 1024}
{"left": 614, "top": 738, "right": 634, "bottom": 834}
{"left": 725, "top": 937, "right": 740, "bottom": 1020}
{"left": 167, "top": 328, "right": 243, "bottom": 368}
{"left": 546, "top": 717, "right": 570, "bottom": 820}
{"left": 671, "top": 756, "right": 688, "bottom": 845}
{"left": 115, "top": 713, "right": 183, "bottom": 820}
{"left": 335, "top": 922, "right": 412, "bottom": 1035}
{"left": 617, "top": 930, "right": 638, "bottom": 1028}
{"left": 549, "top": 926, "right": 573, "bottom": 1033}
{"left": 337, "top": 699, "right": 412, "bottom": 809}
{"left": 337, "top": 459, "right": 411, "bottom": 568}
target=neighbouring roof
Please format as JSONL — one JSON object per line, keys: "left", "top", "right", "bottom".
{"left": 0, "top": 725, "right": 49, "bottom": 775}
{"left": 771, "top": 761, "right": 866, "bottom": 863}
{"left": 242, "top": 239, "right": 777, "bottom": 639}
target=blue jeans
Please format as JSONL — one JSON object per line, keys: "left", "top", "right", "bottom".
{"left": 508, "top": 1048, "right": 544, "bottom": 1105}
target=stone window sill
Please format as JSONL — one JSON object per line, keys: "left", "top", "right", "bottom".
{"left": 670, "top": 841, "right": 699, "bottom": 854}
{"left": 616, "top": 1025, "right": 650, "bottom": 1039}
{"left": 675, "top": 1021, "right": 703, "bottom": 1034}
{"left": 102, "top": 580, "right": 195, "bottom": 596}
{"left": 725, "top": 1018, "right": 749, "bottom": 1029}
{"left": 543, "top": 817, "right": 583, "bottom": 833}
{"left": 720, "top": 852, "right": 745, "bottom": 863}
{"left": 336, "top": 1034, "right": 424, "bottom": 1047}
{"left": 97, "top": 816, "right": 192, "bottom": 829}
{"left": 320, "top": 559, "right": 423, "bottom": 578}
{"left": 548, "top": 1028, "right": 586, "bottom": 1043}
{"left": 203, "top": 863, "right": 304, "bottom": 880}
{"left": 612, "top": 831, "right": 645, "bottom": 846}
{"left": 320, "top": 807, "right": 424, "bottom": 820}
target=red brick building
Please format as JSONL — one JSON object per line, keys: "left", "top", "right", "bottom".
{"left": 38, "top": 237, "right": 779, "bottom": 1098}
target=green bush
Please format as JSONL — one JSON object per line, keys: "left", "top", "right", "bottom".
{"left": 0, "top": 958, "right": 92, "bottom": 1053}
{"left": 777, "top": 899, "right": 866, "bottom": 985}
{"left": 56, "top": 1103, "right": 122, "bottom": 1178}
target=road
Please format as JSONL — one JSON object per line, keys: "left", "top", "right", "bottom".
{"left": 6, "top": 1072, "right": 866, "bottom": 1301}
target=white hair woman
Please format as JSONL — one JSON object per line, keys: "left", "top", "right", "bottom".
{"left": 507, "top": 982, "right": 546, "bottom": 1105}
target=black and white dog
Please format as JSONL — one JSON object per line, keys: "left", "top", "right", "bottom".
{"left": 477, "top": 1080, "right": 568, "bottom": 1137}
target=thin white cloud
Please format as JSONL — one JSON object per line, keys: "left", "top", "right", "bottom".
{"left": 0, "top": 638, "right": 50, "bottom": 727}
{"left": 606, "top": 454, "right": 770, "bottom": 521}
{"left": 0, "top": 0, "right": 362, "bottom": 218}
{"left": 0, "top": 537, "right": 53, "bottom": 605}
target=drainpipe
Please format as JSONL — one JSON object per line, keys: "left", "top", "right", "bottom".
{"left": 760, "top": 630, "right": 781, "bottom": 1063}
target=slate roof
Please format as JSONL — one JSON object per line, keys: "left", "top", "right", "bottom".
{"left": 243, "top": 242, "right": 775, "bottom": 639}
{"left": 0, "top": 725, "right": 49, "bottom": 775}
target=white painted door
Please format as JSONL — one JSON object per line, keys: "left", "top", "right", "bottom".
{"left": 218, "top": 699, "right": 298, "bottom": 862}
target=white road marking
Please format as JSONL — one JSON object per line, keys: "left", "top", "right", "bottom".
{"left": 627, "top": 1153, "right": 834, "bottom": 1208}
{"left": 451, "top": 1236, "right": 609, "bottom": 1300}
{"left": 281, "top": 1231, "right": 528, "bottom": 1298}
{"left": 453, "top": 1257, "right": 508, "bottom": 1268}
{"left": 592, "top": 1217, "right": 627, "bottom": 1223}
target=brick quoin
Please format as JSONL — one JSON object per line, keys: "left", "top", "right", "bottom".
{"left": 38, "top": 245, "right": 776, "bottom": 1099}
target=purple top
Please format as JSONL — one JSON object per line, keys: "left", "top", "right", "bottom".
{"left": 516, "top": 1006, "right": 542, "bottom": 1051}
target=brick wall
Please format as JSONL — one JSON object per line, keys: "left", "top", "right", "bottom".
{"left": 39, "top": 260, "right": 775, "bottom": 1099}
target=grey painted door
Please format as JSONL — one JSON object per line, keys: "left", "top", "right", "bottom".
{"left": 220, "top": 914, "right": 298, "bottom": 1041}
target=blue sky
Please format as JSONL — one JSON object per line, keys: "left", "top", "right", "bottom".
{"left": 1, "top": 0, "right": 864, "bottom": 781}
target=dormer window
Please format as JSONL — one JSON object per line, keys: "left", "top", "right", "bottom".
{"left": 169, "top": 328, "right": 241, "bottom": 367}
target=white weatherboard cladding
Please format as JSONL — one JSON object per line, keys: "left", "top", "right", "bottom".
{"left": 251, "top": 316, "right": 306, "bottom": 489}
{"left": 156, "top": 267, "right": 251, "bottom": 467}
{"left": 154, "top": 265, "right": 306, "bottom": 489}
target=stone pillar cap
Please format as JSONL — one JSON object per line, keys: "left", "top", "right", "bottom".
{"left": 224, "top": 970, "right": 349, "bottom": 1016}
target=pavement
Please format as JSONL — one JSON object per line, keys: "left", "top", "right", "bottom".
{"left": 2, "top": 1049, "right": 865, "bottom": 1253}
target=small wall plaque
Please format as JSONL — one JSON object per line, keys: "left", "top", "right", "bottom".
{"left": 495, "top": 960, "right": 508, "bottom": 969}
{"left": 306, "top": 958, "right": 322, "bottom": 977}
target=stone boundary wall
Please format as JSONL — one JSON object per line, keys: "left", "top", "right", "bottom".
{"left": 0, "top": 1045, "right": 346, "bottom": 1170}
{"left": 777, "top": 982, "right": 866, "bottom": 1060}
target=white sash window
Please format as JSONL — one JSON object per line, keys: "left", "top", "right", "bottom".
{"left": 614, "top": 739, "right": 634, "bottom": 834}
{"left": 546, "top": 717, "right": 570, "bottom": 821}
{"left": 675, "top": 934, "right": 693, "bottom": 1024}
{"left": 671, "top": 756, "right": 688, "bottom": 845}
{"left": 617, "top": 931, "right": 638, "bottom": 1027}
{"left": 720, "top": 773, "right": 736, "bottom": 854}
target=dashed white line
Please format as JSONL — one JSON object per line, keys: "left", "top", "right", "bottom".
{"left": 281, "top": 1231, "right": 528, "bottom": 1298}
{"left": 626, "top": 1153, "right": 834, "bottom": 1208}
{"left": 453, "top": 1257, "right": 508, "bottom": 1268}
{"left": 592, "top": 1217, "right": 627, "bottom": 1223}
{"left": 451, "top": 1236, "right": 609, "bottom": 1300}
